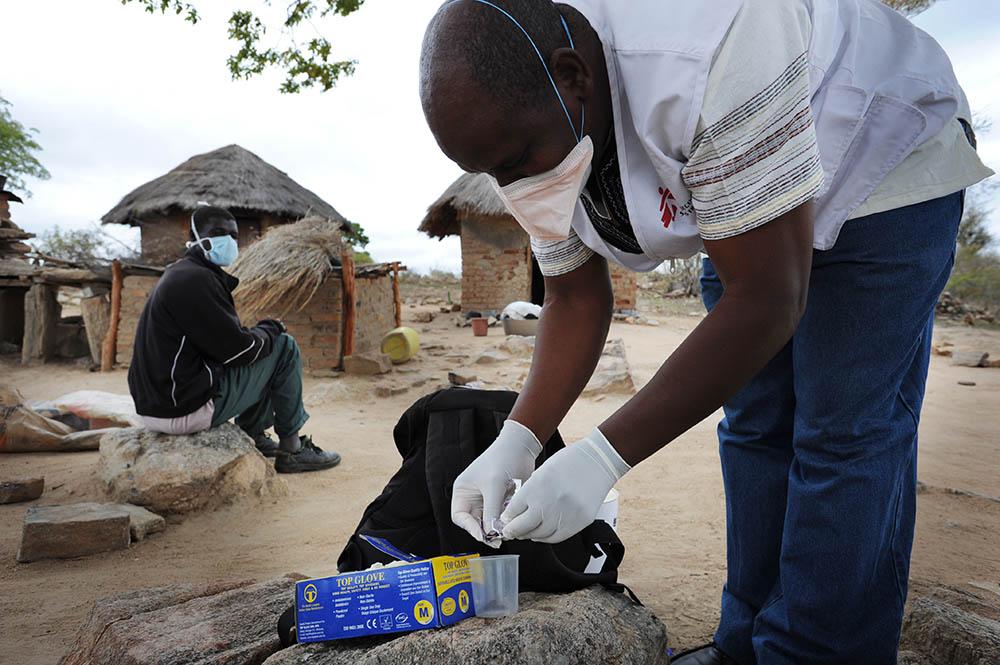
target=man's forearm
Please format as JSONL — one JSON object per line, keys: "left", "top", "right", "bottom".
{"left": 601, "top": 290, "right": 801, "bottom": 466}
{"left": 509, "top": 260, "right": 613, "bottom": 443}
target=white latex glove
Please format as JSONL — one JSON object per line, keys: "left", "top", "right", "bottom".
{"left": 451, "top": 420, "right": 542, "bottom": 544}
{"left": 500, "top": 427, "right": 629, "bottom": 544}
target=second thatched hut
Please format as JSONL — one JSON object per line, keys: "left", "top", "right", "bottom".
{"left": 419, "top": 173, "right": 637, "bottom": 314}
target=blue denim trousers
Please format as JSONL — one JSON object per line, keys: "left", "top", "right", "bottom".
{"left": 700, "top": 192, "right": 962, "bottom": 665}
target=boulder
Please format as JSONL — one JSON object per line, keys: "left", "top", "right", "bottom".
{"left": 0, "top": 477, "right": 44, "bottom": 504}
{"left": 265, "top": 587, "right": 668, "bottom": 665}
{"left": 900, "top": 592, "right": 1000, "bottom": 665}
{"left": 60, "top": 576, "right": 299, "bottom": 665}
{"left": 98, "top": 424, "right": 287, "bottom": 515}
{"left": 583, "top": 339, "right": 636, "bottom": 397}
{"left": 117, "top": 503, "right": 166, "bottom": 541}
{"left": 17, "top": 502, "right": 131, "bottom": 563}
{"left": 343, "top": 354, "right": 392, "bottom": 375}
{"left": 475, "top": 350, "right": 509, "bottom": 365}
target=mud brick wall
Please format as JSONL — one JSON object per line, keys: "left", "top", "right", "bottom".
{"left": 609, "top": 263, "right": 637, "bottom": 311}
{"left": 139, "top": 216, "right": 189, "bottom": 265}
{"left": 281, "top": 280, "right": 343, "bottom": 372}
{"left": 116, "top": 275, "right": 160, "bottom": 366}
{"left": 353, "top": 275, "right": 396, "bottom": 355}
{"left": 461, "top": 216, "right": 532, "bottom": 313}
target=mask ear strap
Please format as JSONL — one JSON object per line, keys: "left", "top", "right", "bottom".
{"left": 189, "top": 214, "right": 210, "bottom": 257}
{"left": 460, "top": 0, "right": 582, "bottom": 143}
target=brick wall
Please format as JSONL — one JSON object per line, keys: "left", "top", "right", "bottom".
{"left": 281, "top": 279, "right": 343, "bottom": 372}
{"left": 139, "top": 215, "right": 189, "bottom": 265}
{"left": 353, "top": 275, "right": 396, "bottom": 355}
{"left": 460, "top": 216, "right": 531, "bottom": 313}
{"left": 116, "top": 275, "right": 160, "bottom": 366}
{"left": 609, "top": 263, "right": 637, "bottom": 311}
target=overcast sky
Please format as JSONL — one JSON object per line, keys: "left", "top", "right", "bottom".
{"left": 3, "top": 0, "right": 998, "bottom": 273}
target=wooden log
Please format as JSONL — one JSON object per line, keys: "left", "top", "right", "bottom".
{"left": 101, "top": 260, "right": 123, "bottom": 371}
{"left": 392, "top": 262, "right": 402, "bottom": 328}
{"left": 81, "top": 293, "right": 111, "bottom": 365}
{"left": 340, "top": 252, "right": 356, "bottom": 364}
{"left": 21, "top": 283, "right": 61, "bottom": 364}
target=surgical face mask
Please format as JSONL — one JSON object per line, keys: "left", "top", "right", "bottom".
{"left": 189, "top": 218, "right": 239, "bottom": 267}
{"left": 468, "top": 0, "right": 591, "bottom": 241}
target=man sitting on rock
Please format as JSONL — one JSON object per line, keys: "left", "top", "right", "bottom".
{"left": 127, "top": 205, "right": 341, "bottom": 474}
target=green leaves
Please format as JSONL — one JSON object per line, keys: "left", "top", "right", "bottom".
{"left": 123, "top": 0, "right": 365, "bottom": 94}
{"left": 0, "top": 94, "right": 50, "bottom": 197}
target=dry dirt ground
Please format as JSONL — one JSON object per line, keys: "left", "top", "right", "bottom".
{"left": 1, "top": 294, "right": 998, "bottom": 664}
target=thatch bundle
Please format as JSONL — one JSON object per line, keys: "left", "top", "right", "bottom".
{"left": 231, "top": 215, "right": 346, "bottom": 318}
{"left": 419, "top": 172, "right": 510, "bottom": 239}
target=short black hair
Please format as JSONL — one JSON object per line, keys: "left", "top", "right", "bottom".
{"left": 420, "top": 0, "right": 574, "bottom": 114}
{"left": 190, "top": 205, "right": 236, "bottom": 240}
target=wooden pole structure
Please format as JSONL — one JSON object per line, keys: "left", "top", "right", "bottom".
{"left": 340, "top": 252, "right": 356, "bottom": 363}
{"left": 101, "top": 260, "right": 123, "bottom": 372}
{"left": 391, "top": 262, "right": 402, "bottom": 328}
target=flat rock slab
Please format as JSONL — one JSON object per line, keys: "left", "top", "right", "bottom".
{"left": 0, "top": 477, "right": 44, "bottom": 504}
{"left": 17, "top": 502, "right": 130, "bottom": 563}
{"left": 343, "top": 354, "right": 392, "bottom": 375}
{"left": 99, "top": 423, "right": 287, "bottom": 515}
{"left": 265, "top": 587, "right": 669, "bottom": 665}
{"left": 61, "top": 576, "right": 299, "bottom": 665}
{"left": 475, "top": 349, "right": 509, "bottom": 365}
{"left": 117, "top": 503, "right": 166, "bottom": 541}
{"left": 900, "top": 589, "right": 1000, "bottom": 665}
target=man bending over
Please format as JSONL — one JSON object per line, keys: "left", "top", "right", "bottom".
{"left": 127, "top": 205, "right": 341, "bottom": 473}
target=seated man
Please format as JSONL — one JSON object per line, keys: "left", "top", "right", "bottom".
{"left": 127, "top": 205, "right": 341, "bottom": 473}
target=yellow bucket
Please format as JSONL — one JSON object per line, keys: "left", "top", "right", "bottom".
{"left": 380, "top": 327, "right": 420, "bottom": 364}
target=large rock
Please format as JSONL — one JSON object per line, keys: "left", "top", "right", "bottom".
{"left": 343, "top": 354, "right": 392, "bottom": 375}
{"left": 0, "top": 477, "right": 44, "bottom": 504}
{"left": 583, "top": 339, "right": 636, "bottom": 397}
{"left": 60, "top": 576, "right": 299, "bottom": 665}
{"left": 116, "top": 503, "right": 166, "bottom": 541}
{"left": 99, "top": 424, "right": 287, "bottom": 515}
{"left": 900, "top": 593, "right": 1000, "bottom": 665}
{"left": 17, "top": 502, "right": 131, "bottom": 563}
{"left": 265, "top": 587, "right": 668, "bottom": 665}
{"left": 499, "top": 335, "right": 536, "bottom": 358}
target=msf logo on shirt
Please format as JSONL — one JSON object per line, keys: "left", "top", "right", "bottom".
{"left": 658, "top": 187, "right": 679, "bottom": 228}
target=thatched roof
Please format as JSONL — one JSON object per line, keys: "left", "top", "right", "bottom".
{"left": 419, "top": 173, "right": 511, "bottom": 239}
{"left": 230, "top": 216, "right": 347, "bottom": 318}
{"left": 101, "top": 144, "right": 347, "bottom": 227}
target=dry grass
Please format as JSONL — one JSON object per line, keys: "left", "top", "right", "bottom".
{"left": 230, "top": 216, "right": 346, "bottom": 318}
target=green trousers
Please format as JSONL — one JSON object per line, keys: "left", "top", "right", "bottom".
{"left": 210, "top": 333, "right": 309, "bottom": 438}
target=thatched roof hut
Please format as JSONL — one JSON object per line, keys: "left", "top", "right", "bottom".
{"left": 101, "top": 145, "right": 348, "bottom": 265}
{"left": 419, "top": 172, "right": 638, "bottom": 313}
{"left": 419, "top": 173, "right": 508, "bottom": 240}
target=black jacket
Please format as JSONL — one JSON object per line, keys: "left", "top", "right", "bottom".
{"left": 128, "top": 247, "right": 282, "bottom": 418}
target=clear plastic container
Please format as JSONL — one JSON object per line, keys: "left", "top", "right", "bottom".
{"left": 469, "top": 554, "right": 519, "bottom": 618}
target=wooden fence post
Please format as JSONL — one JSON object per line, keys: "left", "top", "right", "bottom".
{"left": 391, "top": 262, "right": 402, "bottom": 328}
{"left": 101, "top": 260, "right": 122, "bottom": 372}
{"left": 340, "top": 252, "right": 356, "bottom": 363}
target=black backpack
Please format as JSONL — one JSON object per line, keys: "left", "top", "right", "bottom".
{"left": 336, "top": 387, "right": 627, "bottom": 592}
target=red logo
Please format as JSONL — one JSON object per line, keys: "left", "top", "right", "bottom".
{"left": 658, "top": 187, "right": 678, "bottom": 228}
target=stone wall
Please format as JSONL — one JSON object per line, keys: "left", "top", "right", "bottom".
{"left": 460, "top": 215, "right": 532, "bottom": 313}
{"left": 116, "top": 276, "right": 160, "bottom": 366}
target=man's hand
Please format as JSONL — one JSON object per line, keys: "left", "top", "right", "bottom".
{"left": 451, "top": 420, "right": 542, "bottom": 544}
{"left": 501, "top": 428, "right": 629, "bottom": 544}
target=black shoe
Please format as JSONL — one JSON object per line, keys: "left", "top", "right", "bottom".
{"left": 672, "top": 644, "right": 738, "bottom": 665}
{"left": 253, "top": 433, "right": 280, "bottom": 458}
{"left": 274, "top": 436, "right": 342, "bottom": 474}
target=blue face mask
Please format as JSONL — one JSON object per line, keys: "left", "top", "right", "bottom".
{"left": 190, "top": 218, "right": 239, "bottom": 267}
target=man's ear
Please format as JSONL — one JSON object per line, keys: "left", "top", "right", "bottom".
{"left": 550, "top": 47, "right": 593, "bottom": 101}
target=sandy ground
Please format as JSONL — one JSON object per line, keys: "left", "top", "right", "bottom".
{"left": 1, "top": 303, "right": 998, "bottom": 664}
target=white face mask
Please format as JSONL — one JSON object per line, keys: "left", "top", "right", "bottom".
{"left": 487, "top": 136, "right": 593, "bottom": 241}
{"left": 468, "top": 0, "right": 590, "bottom": 242}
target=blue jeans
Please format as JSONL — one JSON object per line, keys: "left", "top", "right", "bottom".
{"left": 210, "top": 333, "right": 310, "bottom": 438}
{"left": 700, "top": 192, "right": 962, "bottom": 665}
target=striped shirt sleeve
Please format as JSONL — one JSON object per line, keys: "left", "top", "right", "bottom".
{"left": 681, "top": 0, "right": 823, "bottom": 241}
{"left": 530, "top": 228, "right": 594, "bottom": 277}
